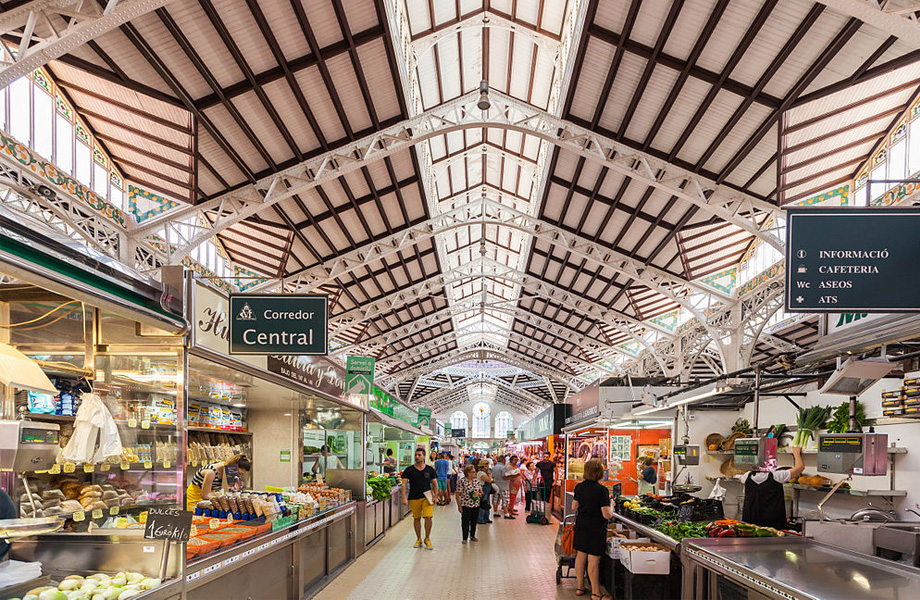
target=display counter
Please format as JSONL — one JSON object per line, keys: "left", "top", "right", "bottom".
{"left": 609, "top": 512, "right": 681, "bottom": 551}
{"left": 681, "top": 536, "right": 920, "bottom": 600}
{"left": 185, "top": 501, "right": 356, "bottom": 599}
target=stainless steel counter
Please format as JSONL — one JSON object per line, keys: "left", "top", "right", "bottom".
{"left": 681, "top": 536, "right": 920, "bottom": 600}
{"left": 610, "top": 511, "right": 681, "bottom": 551}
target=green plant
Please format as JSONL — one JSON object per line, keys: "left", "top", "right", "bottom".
{"left": 826, "top": 400, "right": 873, "bottom": 433}
{"left": 732, "top": 419, "right": 753, "bottom": 435}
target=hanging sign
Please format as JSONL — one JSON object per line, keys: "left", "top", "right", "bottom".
{"left": 785, "top": 208, "right": 920, "bottom": 313}
{"left": 229, "top": 294, "right": 328, "bottom": 354}
{"left": 345, "top": 356, "right": 375, "bottom": 396}
{"left": 416, "top": 408, "right": 432, "bottom": 428}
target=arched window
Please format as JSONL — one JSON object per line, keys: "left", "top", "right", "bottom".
{"left": 494, "top": 411, "right": 514, "bottom": 438}
{"left": 472, "top": 402, "right": 491, "bottom": 438}
{"left": 450, "top": 411, "right": 468, "bottom": 433}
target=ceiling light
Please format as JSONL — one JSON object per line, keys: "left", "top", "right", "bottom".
{"left": 232, "top": 402, "right": 245, "bottom": 408}
{"left": 477, "top": 80, "right": 491, "bottom": 111}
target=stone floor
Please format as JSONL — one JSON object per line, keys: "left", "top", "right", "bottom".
{"left": 314, "top": 500, "right": 584, "bottom": 600}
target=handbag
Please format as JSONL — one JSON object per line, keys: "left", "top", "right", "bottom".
{"left": 561, "top": 523, "right": 576, "bottom": 555}
{"left": 479, "top": 482, "right": 492, "bottom": 509}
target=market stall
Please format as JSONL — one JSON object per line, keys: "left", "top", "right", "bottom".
{"left": 0, "top": 217, "right": 187, "bottom": 599}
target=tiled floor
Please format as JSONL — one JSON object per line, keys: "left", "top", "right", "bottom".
{"left": 314, "top": 502, "right": 583, "bottom": 600}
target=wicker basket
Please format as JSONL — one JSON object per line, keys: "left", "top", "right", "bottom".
{"left": 705, "top": 433, "right": 725, "bottom": 449}
{"left": 721, "top": 432, "right": 746, "bottom": 450}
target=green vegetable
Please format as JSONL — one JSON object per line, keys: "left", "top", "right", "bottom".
{"left": 793, "top": 405, "right": 832, "bottom": 446}
{"left": 367, "top": 476, "right": 395, "bottom": 501}
{"left": 826, "top": 400, "right": 873, "bottom": 434}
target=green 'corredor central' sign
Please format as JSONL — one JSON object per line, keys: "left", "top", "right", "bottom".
{"left": 229, "top": 294, "right": 328, "bottom": 355}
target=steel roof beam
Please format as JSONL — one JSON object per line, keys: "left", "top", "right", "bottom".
{"left": 818, "top": 1, "right": 920, "bottom": 48}
{"left": 134, "top": 89, "right": 784, "bottom": 264}
{"left": 0, "top": 0, "right": 176, "bottom": 90}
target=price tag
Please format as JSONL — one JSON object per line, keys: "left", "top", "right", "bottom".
{"left": 63, "top": 462, "right": 75, "bottom": 473}
{"left": 49, "top": 464, "right": 61, "bottom": 475}
{"left": 144, "top": 461, "right": 152, "bottom": 469}
{"left": 116, "top": 517, "right": 128, "bottom": 528}
{"left": 190, "top": 524, "right": 197, "bottom": 537}
{"left": 226, "top": 514, "right": 234, "bottom": 524}
{"left": 92, "top": 508, "right": 103, "bottom": 519}
{"left": 83, "top": 463, "right": 94, "bottom": 473}
{"left": 162, "top": 461, "right": 171, "bottom": 469}
{"left": 127, "top": 418, "right": 137, "bottom": 428}
{"left": 120, "top": 462, "right": 130, "bottom": 470}
{"left": 209, "top": 518, "right": 219, "bottom": 530}
{"left": 139, "top": 511, "right": 148, "bottom": 524}
{"left": 73, "top": 511, "right": 85, "bottom": 522}
{"left": 109, "top": 506, "right": 119, "bottom": 516}
{"left": 192, "top": 460, "right": 198, "bottom": 467}
{"left": 100, "top": 462, "right": 110, "bottom": 472}
{"left": 141, "top": 420, "right": 150, "bottom": 430}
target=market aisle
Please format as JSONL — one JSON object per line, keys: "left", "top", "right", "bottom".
{"left": 313, "top": 502, "right": 578, "bottom": 600}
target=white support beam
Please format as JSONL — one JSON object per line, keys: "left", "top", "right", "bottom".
{"left": 135, "top": 89, "right": 783, "bottom": 266}
{"left": 819, "top": 1, "right": 920, "bottom": 48}
{"left": 0, "top": 0, "right": 176, "bottom": 89}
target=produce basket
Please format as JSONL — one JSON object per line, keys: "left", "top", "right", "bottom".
{"left": 721, "top": 432, "right": 746, "bottom": 450}
{"left": 705, "top": 433, "right": 724, "bottom": 450}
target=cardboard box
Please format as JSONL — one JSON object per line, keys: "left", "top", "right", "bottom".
{"left": 608, "top": 537, "right": 650, "bottom": 560}
{"left": 619, "top": 542, "right": 670, "bottom": 574}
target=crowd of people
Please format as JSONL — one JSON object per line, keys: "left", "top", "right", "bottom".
{"left": 401, "top": 449, "right": 559, "bottom": 547}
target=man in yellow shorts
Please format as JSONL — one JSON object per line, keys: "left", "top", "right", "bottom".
{"left": 402, "top": 447, "right": 438, "bottom": 549}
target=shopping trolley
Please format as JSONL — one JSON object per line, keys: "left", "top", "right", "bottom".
{"left": 554, "top": 514, "right": 577, "bottom": 584}
{"left": 526, "top": 482, "right": 550, "bottom": 525}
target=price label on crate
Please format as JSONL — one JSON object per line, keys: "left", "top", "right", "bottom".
{"left": 677, "top": 504, "right": 694, "bottom": 522}
{"left": 100, "top": 462, "right": 110, "bottom": 472}
{"left": 120, "top": 461, "right": 130, "bottom": 471}
{"left": 73, "top": 511, "right": 85, "bottom": 523}
{"left": 83, "top": 463, "right": 94, "bottom": 473}
{"left": 139, "top": 511, "right": 148, "bottom": 524}
{"left": 209, "top": 518, "right": 219, "bottom": 530}
{"left": 109, "top": 506, "right": 119, "bottom": 516}
{"left": 127, "top": 418, "right": 137, "bottom": 428}
{"left": 192, "top": 460, "right": 198, "bottom": 467}
{"left": 63, "top": 462, "right": 75, "bottom": 473}
{"left": 49, "top": 464, "right": 61, "bottom": 475}
{"left": 144, "top": 461, "right": 152, "bottom": 469}
{"left": 190, "top": 525, "right": 197, "bottom": 537}
{"left": 226, "top": 514, "right": 234, "bottom": 525}
{"left": 162, "top": 461, "right": 171, "bottom": 469}
{"left": 141, "top": 420, "right": 150, "bottom": 430}
{"left": 652, "top": 517, "right": 667, "bottom": 529}
{"left": 116, "top": 517, "right": 128, "bottom": 528}
{"left": 92, "top": 508, "right": 103, "bottom": 520}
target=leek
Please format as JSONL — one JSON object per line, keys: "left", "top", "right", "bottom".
{"left": 792, "top": 405, "right": 831, "bottom": 447}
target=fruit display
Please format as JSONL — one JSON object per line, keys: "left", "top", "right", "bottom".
{"left": 10, "top": 572, "right": 161, "bottom": 600}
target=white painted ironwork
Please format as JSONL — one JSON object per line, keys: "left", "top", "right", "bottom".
{"left": 133, "top": 89, "right": 784, "bottom": 265}
{"left": 0, "top": 0, "right": 176, "bottom": 89}
{"left": 819, "top": 1, "right": 920, "bottom": 46}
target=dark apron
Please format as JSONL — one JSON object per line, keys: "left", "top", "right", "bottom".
{"left": 742, "top": 471, "right": 787, "bottom": 530}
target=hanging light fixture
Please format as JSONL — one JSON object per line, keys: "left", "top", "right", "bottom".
{"left": 477, "top": 79, "right": 491, "bottom": 110}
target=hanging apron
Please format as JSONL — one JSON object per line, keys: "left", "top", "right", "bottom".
{"left": 637, "top": 479, "right": 656, "bottom": 496}
{"left": 742, "top": 471, "right": 787, "bottom": 530}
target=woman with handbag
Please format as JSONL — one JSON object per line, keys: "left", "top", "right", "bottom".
{"left": 476, "top": 465, "right": 494, "bottom": 524}
{"left": 572, "top": 458, "right": 614, "bottom": 600}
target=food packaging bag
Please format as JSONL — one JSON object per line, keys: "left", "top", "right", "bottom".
{"left": 62, "top": 393, "right": 123, "bottom": 464}
{"left": 708, "top": 479, "right": 726, "bottom": 501}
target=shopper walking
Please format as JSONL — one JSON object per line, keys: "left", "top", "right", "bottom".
{"left": 476, "top": 465, "right": 494, "bottom": 524}
{"left": 448, "top": 453, "right": 458, "bottom": 494}
{"left": 434, "top": 452, "right": 451, "bottom": 505}
{"left": 522, "top": 460, "right": 536, "bottom": 512}
{"left": 504, "top": 456, "right": 522, "bottom": 518}
{"left": 401, "top": 448, "right": 438, "bottom": 550}
{"left": 572, "top": 458, "right": 614, "bottom": 600}
{"left": 491, "top": 455, "right": 506, "bottom": 518}
{"left": 535, "top": 451, "right": 557, "bottom": 509}
{"left": 456, "top": 465, "right": 483, "bottom": 543}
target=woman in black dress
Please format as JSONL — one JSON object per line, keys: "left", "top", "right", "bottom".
{"left": 572, "top": 458, "right": 614, "bottom": 600}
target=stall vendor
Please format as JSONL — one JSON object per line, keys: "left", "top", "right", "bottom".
{"left": 186, "top": 454, "right": 251, "bottom": 510}
{"left": 738, "top": 446, "right": 804, "bottom": 530}
{"left": 635, "top": 457, "right": 657, "bottom": 495}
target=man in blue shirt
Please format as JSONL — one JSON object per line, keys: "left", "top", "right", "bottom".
{"left": 434, "top": 452, "right": 451, "bottom": 505}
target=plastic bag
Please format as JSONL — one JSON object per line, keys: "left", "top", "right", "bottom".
{"left": 709, "top": 479, "right": 726, "bottom": 501}
{"left": 62, "top": 393, "right": 122, "bottom": 464}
